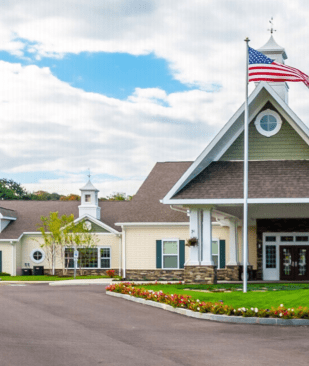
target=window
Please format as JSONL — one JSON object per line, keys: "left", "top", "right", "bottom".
{"left": 212, "top": 240, "right": 219, "bottom": 268}
{"left": 266, "top": 245, "right": 276, "bottom": 269}
{"left": 30, "top": 249, "right": 45, "bottom": 264}
{"left": 64, "top": 247, "right": 111, "bottom": 269}
{"left": 85, "top": 194, "right": 91, "bottom": 203}
{"left": 162, "top": 240, "right": 178, "bottom": 269}
{"left": 100, "top": 248, "right": 111, "bottom": 268}
{"left": 254, "top": 109, "right": 282, "bottom": 137}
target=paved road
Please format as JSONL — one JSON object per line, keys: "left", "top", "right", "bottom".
{"left": 0, "top": 284, "right": 308, "bottom": 366}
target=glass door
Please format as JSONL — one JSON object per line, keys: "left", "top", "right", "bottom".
{"left": 280, "top": 246, "right": 309, "bottom": 280}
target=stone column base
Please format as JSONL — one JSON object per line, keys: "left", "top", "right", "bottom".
{"left": 184, "top": 265, "right": 217, "bottom": 284}
{"left": 226, "top": 265, "right": 240, "bottom": 281}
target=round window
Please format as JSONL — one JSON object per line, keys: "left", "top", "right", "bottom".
{"left": 30, "top": 249, "right": 45, "bottom": 263}
{"left": 255, "top": 109, "right": 282, "bottom": 137}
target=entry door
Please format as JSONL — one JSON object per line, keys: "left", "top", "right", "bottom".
{"left": 280, "top": 246, "right": 309, "bottom": 281}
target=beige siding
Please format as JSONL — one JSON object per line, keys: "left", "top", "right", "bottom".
{"left": 0, "top": 243, "right": 13, "bottom": 274}
{"left": 212, "top": 226, "right": 230, "bottom": 264}
{"left": 237, "top": 226, "right": 257, "bottom": 269}
{"left": 125, "top": 226, "right": 189, "bottom": 270}
{"left": 16, "top": 242, "right": 22, "bottom": 275}
{"left": 20, "top": 233, "right": 120, "bottom": 270}
{"left": 220, "top": 119, "right": 309, "bottom": 161}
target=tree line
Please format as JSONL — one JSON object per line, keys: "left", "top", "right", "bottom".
{"left": 0, "top": 178, "right": 133, "bottom": 201}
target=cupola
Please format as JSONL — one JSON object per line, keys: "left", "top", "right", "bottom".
{"left": 78, "top": 179, "right": 101, "bottom": 220}
{"left": 258, "top": 35, "right": 289, "bottom": 103}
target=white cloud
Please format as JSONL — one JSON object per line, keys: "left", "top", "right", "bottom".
{"left": 0, "top": 1, "right": 309, "bottom": 195}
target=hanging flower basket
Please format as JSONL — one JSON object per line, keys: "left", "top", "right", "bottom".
{"left": 186, "top": 237, "right": 198, "bottom": 247}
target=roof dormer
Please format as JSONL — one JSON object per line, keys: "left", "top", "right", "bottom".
{"left": 78, "top": 179, "right": 101, "bottom": 220}
{"left": 0, "top": 207, "right": 17, "bottom": 233}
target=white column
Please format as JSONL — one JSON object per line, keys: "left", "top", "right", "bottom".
{"left": 201, "top": 207, "right": 214, "bottom": 266}
{"left": 227, "top": 218, "right": 238, "bottom": 266}
{"left": 187, "top": 209, "right": 199, "bottom": 265}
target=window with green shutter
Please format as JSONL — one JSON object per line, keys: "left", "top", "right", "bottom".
{"left": 212, "top": 239, "right": 226, "bottom": 269}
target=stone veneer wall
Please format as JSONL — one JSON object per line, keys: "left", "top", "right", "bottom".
{"left": 217, "top": 265, "right": 239, "bottom": 281}
{"left": 125, "top": 269, "right": 184, "bottom": 281}
{"left": 256, "top": 219, "right": 309, "bottom": 280}
{"left": 184, "top": 265, "right": 217, "bottom": 284}
{"left": 45, "top": 268, "right": 119, "bottom": 276}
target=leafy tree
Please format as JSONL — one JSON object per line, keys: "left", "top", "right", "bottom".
{"left": 0, "top": 178, "right": 30, "bottom": 200}
{"left": 60, "top": 194, "right": 81, "bottom": 201}
{"left": 99, "top": 192, "right": 133, "bottom": 201}
{"left": 37, "top": 212, "right": 97, "bottom": 275}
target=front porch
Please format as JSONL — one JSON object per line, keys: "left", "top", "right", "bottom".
{"left": 185, "top": 205, "right": 309, "bottom": 284}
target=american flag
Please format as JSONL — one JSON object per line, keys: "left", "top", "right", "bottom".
{"left": 249, "top": 47, "right": 309, "bottom": 88}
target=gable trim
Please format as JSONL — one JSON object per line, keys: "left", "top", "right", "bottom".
{"left": 163, "top": 82, "right": 309, "bottom": 204}
{"left": 74, "top": 214, "right": 120, "bottom": 235}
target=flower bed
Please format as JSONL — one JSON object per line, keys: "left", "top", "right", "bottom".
{"left": 105, "top": 282, "right": 309, "bottom": 319}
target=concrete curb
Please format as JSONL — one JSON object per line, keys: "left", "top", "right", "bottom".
{"left": 106, "top": 291, "right": 309, "bottom": 326}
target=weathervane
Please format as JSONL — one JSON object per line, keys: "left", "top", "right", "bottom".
{"left": 87, "top": 168, "right": 91, "bottom": 180}
{"left": 268, "top": 17, "right": 276, "bottom": 34}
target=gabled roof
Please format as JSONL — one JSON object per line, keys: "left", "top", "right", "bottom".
{"left": 162, "top": 82, "right": 309, "bottom": 204}
{"left": 0, "top": 162, "right": 191, "bottom": 240}
{"left": 173, "top": 161, "right": 309, "bottom": 200}
{"left": 0, "top": 207, "right": 17, "bottom": 219}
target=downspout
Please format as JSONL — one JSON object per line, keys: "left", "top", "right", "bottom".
{"left": 118, "top": 234, "right": 122, "bottom": 277}
{"left": 122, "top": 226, "right": 126, "bottom": 279}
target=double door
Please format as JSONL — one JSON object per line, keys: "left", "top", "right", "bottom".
{"left": 280, "top": 246, "right": 309, "bottom": 281}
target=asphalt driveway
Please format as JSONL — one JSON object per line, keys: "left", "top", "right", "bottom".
{"left": 0, "top": 284, "right": 308, "bottom": 366}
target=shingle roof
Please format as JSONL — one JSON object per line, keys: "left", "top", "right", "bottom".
{"left": 0, "top": 207, "right": 17, "bottom": 219}
{"left": 0, "top": 162, "right": 192, "bottom": 240}
{"left": 173, "top": 160, "right": 309, "bottom": 199}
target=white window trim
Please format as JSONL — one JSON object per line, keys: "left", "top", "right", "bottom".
{"left": 263, "top": 232, "right": 309, "bottom": 281}
{"left": 30, "top": 248, "right": 45, "bottom": 264}
{"left": 254, "top": 109, "right": 282, "bottom": 137}
{"left": 64, "top": 247, "right": 111, "bottom": 269}
{"left": 99, "top": 246, "right": 111, "bottom": 269}
{"left": 162, "top": 239, "right": 179, "bottom": 270}
{"left": 211, "top": 238, "right": 221, "bottom": 269}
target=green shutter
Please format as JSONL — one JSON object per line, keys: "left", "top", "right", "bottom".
{"left": 220, "top": 240, "right": 226, "bottom": 269}
{"left": 156, "top": 240, "right": 162, "bottom": 268}
{"left": 0, "top": 251, "right": 2, "bottom": 273}
{"left": 179, "top": 240, "right": 185, "bottom": 268}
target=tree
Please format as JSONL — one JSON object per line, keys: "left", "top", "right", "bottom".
{"left": 38, "top": 212, "right": 97, "bottom": 275}
{"left": 99, "top": 192, "right": 133, "bottom": 201}
{"left": 60, "top": 194, "right": 81, "bottom": 201}
{"left": 0, "top": 178, "right": 30, "bottom": 200}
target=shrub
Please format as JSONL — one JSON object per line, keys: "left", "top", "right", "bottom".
{"left": 106, "top": 269, "right": 115, "bottom": 278}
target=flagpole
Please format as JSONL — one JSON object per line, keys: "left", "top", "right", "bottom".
{"left": 243, "top": 37, "right": 250, "bottom": 293}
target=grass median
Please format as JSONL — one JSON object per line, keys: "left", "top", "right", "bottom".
{"left": 134, "top": 283, "right": 309, "bottom": 309}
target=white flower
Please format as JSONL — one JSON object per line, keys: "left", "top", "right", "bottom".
{"left": 251, "top": 308, "right": 254, "bottom": 311}
{"left": 280, "top": 304, "right": 284, "bottom": 307}
{"left": 292, "top": 308, "right": 294, "bottom": 311}
{"left": 279, "top": 313, "right": 282, "bottom": 317}
{"left": 197, "top": 299, "right": 200, "bottom": 302}
{"left": 197, "top": 307, "right": 200, "bottom": 311}
{"left": 255, "top": 308, "right": 258, "bottom": 313}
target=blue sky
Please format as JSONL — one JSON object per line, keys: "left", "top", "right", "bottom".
{"left": 0, "top": 50, "right": 192, "bottom": 100}
{"left": 0, "top": 1, "right": 307, "bottom": 196}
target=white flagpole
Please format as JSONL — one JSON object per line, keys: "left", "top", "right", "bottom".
{"left": 243, "top": 37, "right": 250, "bottom": 293}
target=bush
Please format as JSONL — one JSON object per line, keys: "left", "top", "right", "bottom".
{"left": 106, "top": 269, "right": 115, "bottom": 278}
{"left": 0, "top": 272, "right": 11, "bottom": 276}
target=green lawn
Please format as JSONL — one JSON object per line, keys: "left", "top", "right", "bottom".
{"left": 135, "top": 284, "right": 309, "bottom": 309}
{"left": 0, "top": 275, "right": 118, "bottom": 281}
